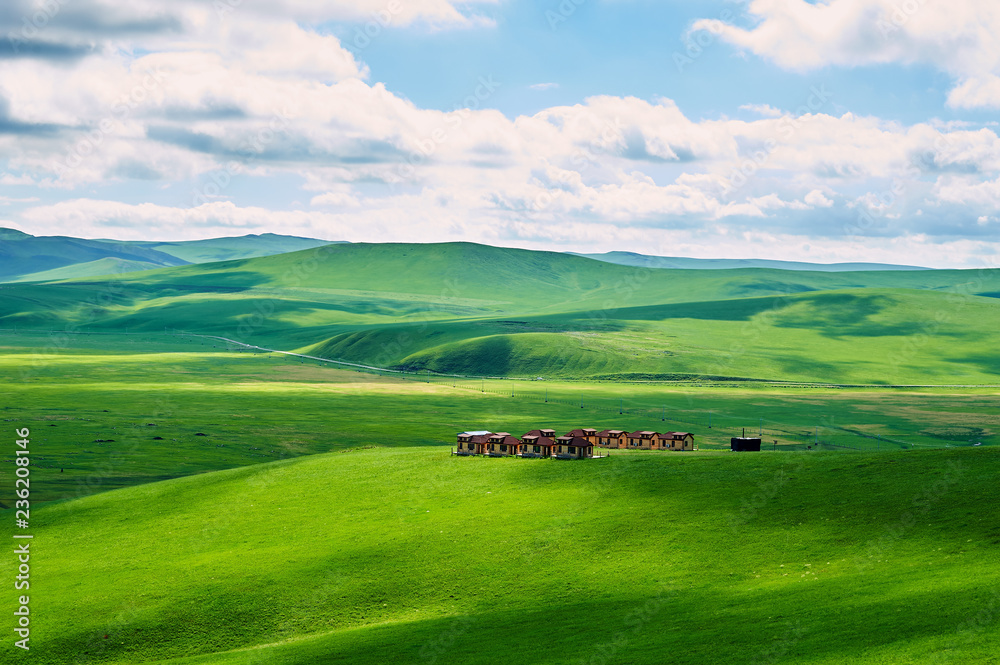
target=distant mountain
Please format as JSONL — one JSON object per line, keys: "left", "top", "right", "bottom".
{"left": 0, "top": 229, "right": 188, "bottom": 282}
{"left": 572, "top": 251, "right": 932, "bottom": 272}
{"left": 0, "top": 229, "right": 342, "bottom": 282}
{"left": 125, "top": 233, "right": 341, "bottom": 264}
{"left": 7, "top": 257, "right": 167, "bottom": 283}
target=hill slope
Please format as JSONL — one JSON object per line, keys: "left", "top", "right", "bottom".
{"left": 8, "top": 257, "right": 166, "bottom": 282}
{"left": 0, "top": 229, "right": 188, "bottom": 281}
{"left": 1, "top": 241, "right": 999, "bottom": 383}
{"left": 130, "top": 233, "right": 340, "bottom": 263}
{"left": 576, "top": 251, "right": 932, "bottom": 272}
{"left": 27, "top": 446, "right": 1000, "bottom": 664}
{"left": 0, "top": 229, "right": 338, "bottom": 282}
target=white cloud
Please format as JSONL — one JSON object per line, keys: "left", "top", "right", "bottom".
{"left": 692, "top": 0, "right": 1000, "bottom": 108}
{"left": 529, "top": 83, "right": 559, "bottom": 91}
{"left": 739, "top": 103, "right": 783, "bottom": 118}
{"left": 4, "top": 0, "right": 1000, "bottom": 266}
{"left": 805, "top": 189, "right": 834, "bottom": 208}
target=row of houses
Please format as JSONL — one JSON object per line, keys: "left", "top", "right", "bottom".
{"left": 455, "top": 428, "right": 695, "bottom": 459}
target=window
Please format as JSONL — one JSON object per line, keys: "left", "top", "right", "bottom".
{"left": 569, "top": 446, "right": 576, "bottom": 453}
{"left": 533, "top": 446, "right": 540, "bottom": 453}
{"left": 501, "top": 444, "right": 507, "bottom": 452}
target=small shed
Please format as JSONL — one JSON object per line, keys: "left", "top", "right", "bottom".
{"left": 731, "top": 437, "right": 762, "bottom": 452}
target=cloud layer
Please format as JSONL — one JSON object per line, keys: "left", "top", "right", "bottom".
{"left": 1, "top": 0, "right": 999, "bottom": 267}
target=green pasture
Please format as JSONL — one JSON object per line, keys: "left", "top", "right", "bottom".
{"left": 2, "top": 242, "right": 999, "bottom": 385}
{"left": 7, "top": 445, "right": 999, "bottom": 664}
{"left": 2, "top": 332, "right": 997, "bottom": 507}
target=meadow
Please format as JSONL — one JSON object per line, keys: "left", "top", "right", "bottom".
{"left": 3, "top": 242, "right": 1000, "bottom": 386}
{"left": 3, "top": 242, "right": 1000, "bottom": 663}
{"left": 3, "top": 330, "right": 997, "bottom": 506}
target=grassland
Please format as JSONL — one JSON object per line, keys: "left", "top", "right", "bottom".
{"left": 10, "top": 443, "right": 1000, "bottom": 664}
{"left": 2, "top": 242, "right": 1000, "bottom": 385}
{"left": 3, "top": 331, "right": 997, "bottom": 509}
{"left": 3, "top": 242, "right": 1000, "bottom": 663}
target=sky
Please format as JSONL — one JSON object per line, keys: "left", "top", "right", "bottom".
{"left": 1, "top": 0, "right": 1000, "bottom": 267}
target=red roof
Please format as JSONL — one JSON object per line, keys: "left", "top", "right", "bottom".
{"left": 522, "top": 436, "right": 555, "bottom": 448}
{"left": 556, "top": 436, "right": 592, "bottom": 447}
{"left": 627, "top": 430, "right": 657, "bottom": 438}
{"left": 662, "top": 431, "right": 693, "bottom": 439}
{"left": 566, "top": 428, "right": 596, "bottom": 436}
{"left": 597, "top": 429, "right": 625, "bottom": 437}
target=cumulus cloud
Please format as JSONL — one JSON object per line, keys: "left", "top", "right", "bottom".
{"left": 3, "top": 0, "right": 1000, "bottom": 266}
{"left": 692, "top": 0, "right": 1000, "bottom": 109}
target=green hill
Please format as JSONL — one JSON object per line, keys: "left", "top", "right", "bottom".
{"left": 25, "top": 446, "right": 1000, "bottom": 664}
{"left": 1, "top": 241, "right": 999, "bottom": 383}
{"left": 576, "top": 251, "right": 932, "bottom": 272}
{"left": 131, "top": 233, "right": 341, "bottom": 263}
{"left": 0, "top": 229, "right": 338, "bottom": 283}
{"left": 0, "top": 228, "right": 188, "bottom": 281}
{"left": 8, "top": 257, "right": 166, "bottom": 282}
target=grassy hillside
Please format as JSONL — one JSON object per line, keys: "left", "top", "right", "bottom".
{"left": 132, "top": 233, "right": 340, "bottom": 264}
{"left": 1, "top": 242, "right": 999, "bottom": 383}
{"left": 0, "top": 229, "right": 337, "bottom": 282}
{"left": 3, "top": 332, "right": 997, "bottom": 507}
{"left": 0, "top": 229, "right": 187, "bottom": 281}
{"left": 17, "top": 445, "right": 1000, "bottom": 664}
{"left": 575, "top": 251, "right": 931, "bottom": 272}
{"left": 8, "top": 257, "right": 166, "bottom": 282}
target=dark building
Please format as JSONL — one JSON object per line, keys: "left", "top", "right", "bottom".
{"left": 731, "top": 437, "right": 762, "bottom": 452}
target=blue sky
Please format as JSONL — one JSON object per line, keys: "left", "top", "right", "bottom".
{"left": 1, "top": 0, "right": 999, "bottom": 267}
{"left": 349, "top": 0, "right": 959, "bottom": 124}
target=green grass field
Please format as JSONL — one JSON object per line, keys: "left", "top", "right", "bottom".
{"left": 10, "top": 443, "right": 1000, "bottom": 664}
{"left": 4, "top": 242, "right": 1000, "bottom": 663}
{"left": 3, "top": 242, "right": 999, "bottom": 385}
{"left": 3, "top": 331, "right": 997, "bottom": 506}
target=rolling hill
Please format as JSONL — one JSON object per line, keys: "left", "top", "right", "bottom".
{"left": 575, "top": 251, "right": 932, "bottom": 272}
{"left": 0, "top": 229, "right": 338, "bottom": 282}
{"left": 1, "top": 241, "right": 998, "bottom": 384}
{"left": 0, "top": 228, "right": 188, "bottom": 281}
{"left": 25, "top": 445, "right": 1000, "bottom": 664}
